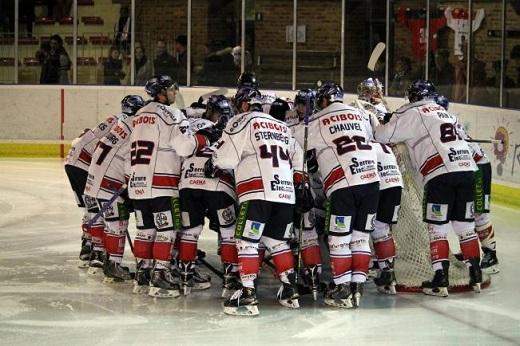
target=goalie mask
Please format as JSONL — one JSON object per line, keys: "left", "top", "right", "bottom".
{"left": 357, "top": 78, "right": 384, "bottom": 104}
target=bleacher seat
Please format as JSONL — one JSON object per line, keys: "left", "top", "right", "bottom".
{"left": 0, "top": 58, "right": 16, "bottom": 66}
{"left": 65, "top": 36, "right": 88, "bottom": 45}
{"left": 77, "top": 57, "right": 97, "bottom": 66}
{"left": 23, "top": 57, "right": 40, "bottom": 66}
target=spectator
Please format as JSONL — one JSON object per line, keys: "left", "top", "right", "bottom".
{"left": 487, "top": 60, "right": 515, "bottom": 89}
{"left": 135, "top": 46, "right": 154, "bottom": 85}
{"left": 174, "top": 35, "right": 189, "bottom": 85}
{"left": 153, "top": 39, "right": 176, "bottom": 79}
{"left": 38, "top": 34, "right": 70, "bottom": 84}
{"left": 114, "top": 6, "right": 130, "bottom": 54}
{"left": 431, "top": 49, "right": 454, "bottom": 98}
{"left": 35, "top": 41, "right": 51, "bottom": 83}
{"left": 103, "top": 46, "right": 125, "bottom": 85}
{"left": 389, "top": 57, "right": 413, "bottom": 97}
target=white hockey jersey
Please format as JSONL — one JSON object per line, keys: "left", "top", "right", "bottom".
{"left": 307, "top": 102, "right": 379, "bottom": 197}
{"left": 374, "top": 99, "right": 477, "bottom": 184}
{"left": 127, "top": 101, "right": 207, "bottom": 199}
{"left": 84, "top": 114, "right": 133, "bottom": 200}
{"left": 179, "top": 118, "right": 236, "bottom": 198}
{"left": 65, "top": 114, "right": 120, "bottom": 171}
{"left": 352, "top": 99, "right": 387, "bottom": 141}
{"left": 374, "top": 142, "right": 403, "bottom": 190}
{"left": 456, "top": 122, "right": 489, "bottom": 164}
{"left": 212, "top": 111, "right": 304, "bottom": 204}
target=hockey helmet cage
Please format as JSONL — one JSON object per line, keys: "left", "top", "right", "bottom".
{"left": 145, "top": 75, "right": 178, "bottom": 97}
{"left": 121, "top": 94, "right": 145, "bottom": 115}
{"left": 406, "top": 79, "right": 436, "bottom": 103}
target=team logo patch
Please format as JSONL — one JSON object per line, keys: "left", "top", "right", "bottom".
{"left": 465, "top": 201, "right": 475, "bottom": 219}
{"left": 181, "top": 211, "right": 191, "bottom": 228}
{"left": 392, "top": 205, "right": 401, "bottom": 223}
{"left": 218, "top": 206, "right": 236, "bottom": 226}
{"left": 426, "top": 203, "right": 448, "bottom": 222}
{"left": 135, "top": 210, "right": 144, "bottom": 227}
{"left": 243, "top": 220, "right": 265, "bottom": 241}
{"left": 330, "top": 215, "right": 351, "bottom": 234}
{"left": 153, "top": 211, "right": 173, "bottom": 229}
{"left": 365, "top": 213, "right": 376, "bottom": 231}
{"left": 283, "top": 222, "right": 293, "bottom": 239}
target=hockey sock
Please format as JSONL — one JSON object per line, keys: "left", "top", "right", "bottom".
{"left": 153, "top": 230, "right": 176, "bottom": 269}
{"left": 236, "top": 239, "right": 259, "bottom": 288}
{"left": 328, "top": 234, "right": 352, "bottom": 285}
{"left": 452, "top": 221, "right": 480, "bottom": 261}
{"left": 134, "top": 228, "right": 155, "bottom": 261}
{"left": 90, "top": 224, "right": 105, "bottom": 252}
{"left": 178, "top": 225, "right": 203, "bottom": 263}
{"left": 428, "top": 224, "right": 449, "bottom": 271}
{"left": 220, "top": 225, "right": 238, "bottom": 271}
{"left": 263, "top": 236, "right": 295, "bottom": 284}
{"left": 299, "top": 227, "right": 322, "bottom": 267}
{"left": 475, "top": 213, "right": 496, "bottom": 251}
{"left": 257, "top": 244, "right": 266, "bottom": 268}
{"left": 104, "top": 220, "right": 128, "bottom": 263}
{"left": 372, "top": 220, "right": 396, "bottom": 269}
{"left": 351, "top": 230, "right": 371, "bottom": 284}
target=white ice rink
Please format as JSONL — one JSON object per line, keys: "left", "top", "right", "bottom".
{"left": 0, "top": 159, "right": 519, "bottom": 345}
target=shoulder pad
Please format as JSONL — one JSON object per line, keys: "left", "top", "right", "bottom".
{"left": 225, "top": 112, "right": 252, "bottom": 134}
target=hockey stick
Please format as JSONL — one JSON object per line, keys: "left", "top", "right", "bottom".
{"left": 196, "top": 249, "right": 224, "bottom": 279}
{"left": 467, "top": 138, "right": 504, "bottom": 144}
{"left": 367, "top": 42, "right": 391, "bottom": 112}
{"left": 86, "top": 184, "right": 128, "bottom": 228}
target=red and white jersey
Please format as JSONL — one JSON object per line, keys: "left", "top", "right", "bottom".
{"left": 352, "top": 99, "right": 386, "bottom": 140}
{"left": 127, "top": 101, "right": 207, "bottom": 199}
{"left": 445, "top": 7, "right": 485, "bottom": 58}
{"left": 374, "top": 99, "right": 477, "bottom": 184}
{"left": 374, "top": 142, "right": 403, "bottom": 190}
{"left": 307, "top": 102, "right": 379, "bottom": 197}
{"left": 65, "top": 114, "right": 120, "bottom": 171}
{"left": 179, "top": 118, "right": 236, "bottom": 199}
{"left": 456, "top": 122, "right": 489, "bottom": 164}
{"left": 84, "top": 114, "right": 133, "bottom": 200}
{"left": 212, "top": 111, "right": 304, "bottom": 204}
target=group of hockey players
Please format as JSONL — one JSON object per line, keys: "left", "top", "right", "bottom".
{"left": 64, "top": 71, "right": 499, "bottom": 316}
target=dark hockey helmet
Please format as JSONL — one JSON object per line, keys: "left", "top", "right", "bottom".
{"left": 315, "top": 81, "right": 344, "bottom": 110}
{"left": 206, "top": 95, "right": 234, "bottom": 120}
{"left": 434, "top": 94, "right": 450, "bottom": 110}
{"left": 237, "top": 71, "right": 258, "bottom": 89}
{"left": 269, "top": 98, "right": 290, "bottom": 122}
{"left": 145, "top": 74, "right": 178, "bottom": 97}
{"left": 406, "top": 79, "right": 436, "bottom": 103}
{"left": 294, "top": 88, "right": 316, "bottom": 106}
{"left": 234, "top": 86, "right": 262, "bottom": 111}
{"left": 121, "top": 95, "right": 145, "bottom": 115}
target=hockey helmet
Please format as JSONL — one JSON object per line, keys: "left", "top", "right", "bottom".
{"left": 315, "top": 81, "right": 344, "bottom": 110}
{"left": 294, "top": 88, "right": 316, "bottom": 106}
{"left": 269, "top": 98, "right": 290, "bottom": 122}
{"left": 145, "top": 75, "right": 178, "bottom": 98}
{"left": 235, "top": 86, "right": 262, "bottom": 111}
{"left": 121, "top": 95, "right": 145, "bottom": 115}
{"left": 237, "top": 71, "right": 258, "bottom": 89}
{"left": 406, "top": 79, "right": 436, "bottom": 103}
{"left": 206, "top": 95, "right": 234, "bottom": 121}
{"left": 434, "top": 94, "right": 450, "bottom": 110}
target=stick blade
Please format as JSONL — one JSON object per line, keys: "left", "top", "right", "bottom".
{"left": 367, "top": 42, "right": 386, "bottom": 72}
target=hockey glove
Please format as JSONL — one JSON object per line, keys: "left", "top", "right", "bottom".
{"left": 382, "top": 112, "right": 393, "bottom": 124}
{"left": 295, "top": 181, "right": 314, "bottom": 214}
{"left": 306, "top": 149, "right": 319, "bottom": 174}
{"left": 204, "top": 158, "right": 219, "bottom": 178}
{"left": 197, "top": 126, "right": 223, "bottom": 144}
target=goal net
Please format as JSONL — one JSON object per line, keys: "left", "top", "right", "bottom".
{"left": 391, "top": 143, "right": 490, "bottom": 292}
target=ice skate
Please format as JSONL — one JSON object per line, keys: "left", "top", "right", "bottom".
{"left": 133, "top": 262, "right": 151, "bottom": 294}
{"left": 374, "top": 268, "right": 397, "bottom": 295}
{"left": 223, "top": 287, "right": 259, "bottom": 316}
{"left": 422, "top": 261, "right": 449, "bottom": 297}
{"left": 350, "top": 282, "right": 364, "bottom": 308}
{"left": 481, "top": 248, "right": 499, "bottom": 274}
{"left": 192, "top": 266, "right": 211, "bottom": 291}
{"left": 468, "top": 258, "right": 482, "bottom": 293}
{"left": 222, "top": 264, "right": 242, "bottom": 299}
{"left": 276, "top": 274, "right": 300, "bottom": 309}
{"left": 87, "top": 250, "right": 105, "bottom": 275}
{"left": 324, "top": 283, "right": 353, "bottom": 308}
{"left": 78, "top": 237, "right": 91, "bottom": 268}
{"left": 148, "top": 268, "right": 181, "bottom": 298}
{"left": 103, "top": 259, "right": 133, "bottom": 283}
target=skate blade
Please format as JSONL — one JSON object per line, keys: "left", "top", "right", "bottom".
{"left": 87, "top": 266, "right": 103, "bottom": 275}
{"left": 482, "top": 265, "right": 499, "bottom": 275}
{"left": 78, "top": 261, "right": 89, "bottom": 269}
{"left": 472, "top": 283, "right": 481, "bottom": 293}
{"left": 324, "top": 298, "right": 353, "bottom": 309}
{"left": 103, "top": 276, "right": 132, "bottom": 284}
{"left": 422, "top": 287, "right": 448, "bottom": 297}
{"left": 312, "top": 289, "right": 318, "bottom": 301}
{"left": 192, "top": 282, "right": 212, "bottom": 291}
{"left": 376, "top": 283, "right": 397, "bottom": 295}
{"left": 182, "top": 285, "right": 192, "bottom": 296}
{"left": 352, "top": 293, "right": 362, "bottom": 308}
{"left": 279, "top": 298, "right": 300, "bottom": 309}
{"left": 223, "top": 305, "right": 259, "bottom": 316}
{"left": 148, "top": 286, "right": 180, "bottom": 298}
{"left": 132, "top": 283, "right": 150, "bottom": 294}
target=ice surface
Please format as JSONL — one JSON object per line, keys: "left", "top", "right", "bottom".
{"left": 0, "top": 159, "right": 519, "bottom": 345}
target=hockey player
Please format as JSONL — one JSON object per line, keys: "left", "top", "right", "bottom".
{"left": 435, "top": 95, "right": 499, "bottom": 274}
{"left": 84, "top": 95, "right": 145, "bottom": 282}
{"left": 306, "top": 82, "right": 380, "bottom": 308}
{"left": 206, "top": 87, "right": 308, "bottom": 316}
{"left": 64, "top": 106, "right": 123, "bottom": 267}
{"left": 178, "top": 95, "right": 238, "bottom": 296}
{"left": 354, "top": 79, "right": 402, "bottom": 295}
{"left": 129, "top": 75, "right": 212, "bottom": 298}
{"left": 284, "top": 92, "right": 324, "bottom": 299}
{"left": 375, "top": 80, "right": 482, "bottom": 297}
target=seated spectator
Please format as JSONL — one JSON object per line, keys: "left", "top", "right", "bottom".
{"left": 38, "top": 34, "right": 70, "bottom": 84}
{"left": 135, "top": 46, "right": 154, "bottom": 86}
{"left": 153, "top": 39, "right": 176, "bottom": 79}
{"left": 103, "top": 46, "right": 125, "bottom": 85}
{"left": 114, "top": 6, "right": 130, "bottom": 55}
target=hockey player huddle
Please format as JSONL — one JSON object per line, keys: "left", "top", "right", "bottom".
{"left": 64, "top": 72, "right": 499, "bottom": 316}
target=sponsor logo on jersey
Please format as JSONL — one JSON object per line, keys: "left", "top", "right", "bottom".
{"left": 335, "top": 216, "right": 346, "bottom": 228}
{"left": 242, "top": 219, "right": 264, "bottom": 241}
{"left": 251, "top": 222, "right": 262, "bottom": 235}
{"left": 349, "top": 158, "right": 377, "bottom": 177}
{"left": 448, "top": 148, "right": 472, "bottom": 162}
{"left": 270, "top": 174, "right": 294, "bottom": 192}
{"left": 130, "top": 176, "right": 147, "bottom": 188}
{"left": 426, "top": 203, "right": 448, "bottom": 222}
{"left": 322, "top": 113, "right": 362, "bottom": 126}
{"left": 133, "top": 115, "right": 156, "bottom": 127}
{"left": 252, "top": 121, "right": 288, "bottom": 133}
{"left": 420, "top": 105, "right": 443, "bottom": 113}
